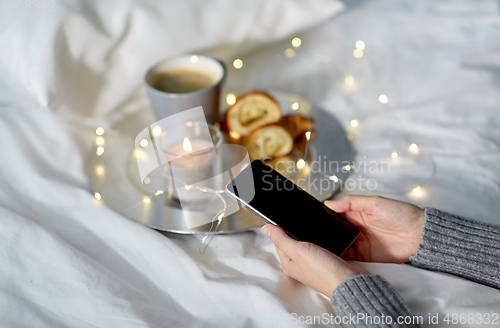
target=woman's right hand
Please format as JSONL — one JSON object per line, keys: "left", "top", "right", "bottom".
{"left": 325, "top": 195, "right": 425, "bottom": 263}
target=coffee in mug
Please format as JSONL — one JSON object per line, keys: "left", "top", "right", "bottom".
{"left": 145, "top": 55, "right": 225, "bottom": 123}
{"left": 150, "top": 68, "right": 218, "bottom": 94}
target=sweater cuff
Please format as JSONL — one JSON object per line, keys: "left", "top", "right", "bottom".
{"left": 410, "top": 208, "right": 500, "bottom": 288}
{"left": 331, "top": 275, "right": 419, "bottom": 328}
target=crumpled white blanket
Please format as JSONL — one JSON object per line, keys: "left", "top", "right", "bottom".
{"left": 1, "top": 0, "right": 500, "bottom": 327}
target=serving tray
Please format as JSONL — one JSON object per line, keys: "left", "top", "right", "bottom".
{"left": 85, "top": 90, "right": 354, "bottom": 234}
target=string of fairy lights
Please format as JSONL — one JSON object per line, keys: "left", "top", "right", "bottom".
{"left": 224, "top": 36, "right": 431, "bottom": 199}
{"left": 91, "top": 36, "right": 433, "bottom": 236}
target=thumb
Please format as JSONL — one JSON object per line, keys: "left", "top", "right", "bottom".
{"left": 324, "top": 199, "right": 350, "bottom": 213}
{"left": 261, "top": 224, "right": 297, "bottom": 254}
{"left": 325, "top": 195, "right": 370, "bottom": 213}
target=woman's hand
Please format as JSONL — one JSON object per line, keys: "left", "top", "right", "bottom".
{"left": 325, "top": 195, "right": 425, "bottom": 263}
{"left": 262, "top": 224, "right": 370, "bottom": 297}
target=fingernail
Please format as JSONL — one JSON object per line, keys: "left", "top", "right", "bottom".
{"left": 261, "top": 225, "right": 270, "bottom": 237}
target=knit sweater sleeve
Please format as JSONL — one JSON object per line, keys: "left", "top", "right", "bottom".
{"left": 330, "top": 275, "right": 420, "bottom": 328}
{"left": 330, "top": 207, "right": 500, "bottom": 327}
{"left": 410, "top": 207, "right": 500, "bottom": 289}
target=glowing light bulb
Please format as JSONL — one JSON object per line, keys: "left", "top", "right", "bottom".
{"left": 284, "top": 48, "right": 295, "bottom": 58}
{"left": 96, "top": 147, "right": 104, "bottom": 156}
{"left": 412, "top": 186, "right": 422, "bottom": 196}
{"left": 226, "top": 93, "right": 236, "bottom": 105}
{"left": 344, "top": 165, "right": 352, "bottom": 171}
{"left": 152, "top": 125, "right": 162, "bottom": 137}
{"left": 183, "top": 137, "right": 192, "bottom": 152}
{"left": 155, "top": 190, "right": 164, "bottom": 196}
{"left": 350, "top": 120, "right": 359, "bottom": 128}
{"left": 353, "top": 49, "right": 363, "bottom": 58}
{"left": 391, "top": 151, "right": 398, "bottom": 159}
{"left": 143, "top": 196, "right": 151, "bottom": 204}
{"left": 291, "top": 37, "right": 302, "bottom": 47}
{"left": 291, "top": 102, "right": 299, "bottom": 110}
{"left": 296, "top": 159, "right": 306, "bottom": 170}
{"left": 185, "top": 185, "right": 192, "bottom": 190}
{"left": 233, "top": 59, "right": 243, "bottom": 69}
{"left": 95, "top": 165, "right": 104, "bottom": 176}
{"left": 356, "top": 40, "right": 365, "bottom": 50}
{"left": 409, "top": 143, "right": 419, "bottom": 153}
{"left": 134, "top": 149, "right": 148, "bottom": 161}
{"left": 229, "top": 131, "right": 241, "bottom": 139}
{"left": 329, "top": 175, "right": 339, "bottom": 182}
{"left": 95, "top": 136, "right": 104, "bottom": 146}
{"left": 345, "top": 75, "right": 355, "bottom": 86}
{"left": 379, "top": 94, "right": 389, "bottom": 104}
{"left": 305, "top": 131, "right": 311, "bottom": 141}
{"left": 95, "top": 127, "right": 104, "bottom": 136}
{"left": 140, "top": 139, "right": 148, "bottom": 148}
{"left": 94, "top": 192, "right": 102, "bottom": 200}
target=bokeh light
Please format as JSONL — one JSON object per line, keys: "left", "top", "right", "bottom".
{"left": 284, "top": 48, "right": 295, "bottom": 58}
{"left": 292, "top": 37, "right": 302, "bottom": 47}
{"left": 345, "top": 75, "right": 355, "bottom": 86}
{"left": 353, "top": 49, "right": 363, "bottom": 58}
{"left": 233, "top": 59, "right": 243, "bottom": 69}
{"left": 356, "top": 40, "right": 365, "bottom": 50}
{"left": 226, "top": 93, "right": 236, "bottom": 105}
{"left": 379, "top": 94, "right": 389, "bottom": 104}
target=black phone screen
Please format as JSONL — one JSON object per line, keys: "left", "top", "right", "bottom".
{"left": 228, "top": 160, "right": 360, "bottom": 256}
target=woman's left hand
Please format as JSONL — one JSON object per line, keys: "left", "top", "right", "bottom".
{"left": 262, "top": 224, "right": 370, "bottom": 297}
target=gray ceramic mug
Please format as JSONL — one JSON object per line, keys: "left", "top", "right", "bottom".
{"left": 144, "top": 55, "right": 225, "bottom": 124}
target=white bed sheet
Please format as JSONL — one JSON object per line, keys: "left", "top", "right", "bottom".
{"left": 1, "top": 0, "right": 500, "bottom": 327}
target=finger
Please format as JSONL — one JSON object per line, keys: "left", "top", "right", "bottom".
{"left": 325, "top": 196, "right": 368, "bottom": 226}
{"left": 343, "top": 247, "right": 357, "bottom": 261}
{"left": 261, "top": 224, "right": 299, "bottom": 255}
{"left": 325, "top": 195, "right": 371, "bottom": 213}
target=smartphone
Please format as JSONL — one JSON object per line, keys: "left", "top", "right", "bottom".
{"left": 225, "top": 160, "right": 360, "bottom": 257}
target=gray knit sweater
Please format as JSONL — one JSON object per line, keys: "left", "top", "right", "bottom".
{"left": 330, "top": 208, "right": 500, "bottom": 328}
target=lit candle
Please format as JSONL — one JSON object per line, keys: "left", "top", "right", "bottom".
{"left": 165, "top": 137, "right": 214, "bottom": 168}
{"left": 165, "top": 137, "right": 217, "bottom": 204}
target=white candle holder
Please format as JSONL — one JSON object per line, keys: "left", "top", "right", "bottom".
{"left": 159, "top": 121, "right": 223, "bottom": 210}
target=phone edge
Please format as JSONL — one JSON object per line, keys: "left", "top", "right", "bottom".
{"left": 225, "top": 183, "right": 278, "bottom": 226}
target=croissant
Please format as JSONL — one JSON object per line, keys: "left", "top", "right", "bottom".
{"left": 279, "top": 114, "right": 315, "bottom": 140}
{"left": 226, "top": 91, "right": 281, "bottom": 137}
{"left": 243, "top": 125, "right": 294, "bottom": 160}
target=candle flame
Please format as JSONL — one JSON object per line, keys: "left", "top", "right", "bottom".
{"left": 183, "top": 137, "right": 192, "bottom": 152}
